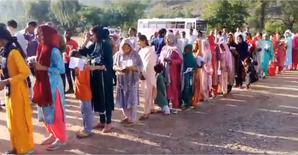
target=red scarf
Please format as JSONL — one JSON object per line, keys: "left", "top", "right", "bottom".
{"left": 33, "top": 25, "right": 60, "bottom": 107}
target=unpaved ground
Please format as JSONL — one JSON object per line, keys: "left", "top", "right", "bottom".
{"left": 0, "top": 71, "right": 298, "bottom": 154}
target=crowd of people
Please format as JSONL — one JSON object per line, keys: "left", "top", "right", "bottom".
{"left": 0, "top": 18, "right": 297, "bottom": 154}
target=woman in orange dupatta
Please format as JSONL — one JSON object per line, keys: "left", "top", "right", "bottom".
{"left": 191, "top": 39, "right": 203, "bottom": 106}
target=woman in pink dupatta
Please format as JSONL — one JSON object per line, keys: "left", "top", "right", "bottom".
{"left": 292, "top": 33, "right": 298, "bottom": 70}
{"left": 201, "top": 39, "right": 213, "bottom": 101}
{"left": 159, "top": 33, "right": 183, "bottom": 112}
{"left": 218, "top": 41, "right": 233, "bottom": 96}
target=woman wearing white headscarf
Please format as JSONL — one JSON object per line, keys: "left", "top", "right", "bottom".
{"left": 158, "top": 33, "right": 183, "bottom": 113}
{"left": 113, "top": 39, "right": 143, "bottom": 126}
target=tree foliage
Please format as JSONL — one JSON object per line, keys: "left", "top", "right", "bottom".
{"left": 203, "top": 0, "right": 249, "bottom": 31}
{"left": 50, "top": 0, "right": 81, "bottom": 30}
{"left": 271, "top": 0, "right": 298, "bottom": 30}
{"left": 25, "top": 0, "right": 52, "bottom": 24}
{"left": 265, "top": 20, "right": 286, "bottom": 34}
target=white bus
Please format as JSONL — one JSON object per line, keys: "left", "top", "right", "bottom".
{"left": 137, "top": 18, "right": 208, "bottom": 39}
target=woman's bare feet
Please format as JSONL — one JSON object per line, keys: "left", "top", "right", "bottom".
{"left": 124, "top": 121, "right": 135, "bottom": 127}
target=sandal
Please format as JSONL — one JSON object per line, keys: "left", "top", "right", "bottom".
{"left": 139, "top": 114, "right": 149, "bottom": 120}
{"left": 46, "top": 141, "right": 66, "bottom": 151}
{"left": 102, "top": 124, "right": 113, "bottom": 133}
{"left": 124, "top": 121, "right": 135, "bottom": 127}
{"left": 40, "top": 135, "right": 55, "bottom": 145}
{"left": 5, "top": 148, "right": 17, "bottom": 154}
{"left": 120, "top": 117, "right": 129, "bottom": 124}
{"left": 92, "top": 123, "right": 105, "bottom": 129}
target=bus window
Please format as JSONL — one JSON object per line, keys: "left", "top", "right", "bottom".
{"left": 186, "top": 23, "right": 192, "bottom": 29}
{"left": 166, "top": 22, "right": 176, "bottom": 28}
{"left": 176, "top": 22, "right": 185, "bottom": 28}
{"left": 148, "top": 22, "right": 157, "bottom": 28}
{"left": 142, "top": 22, "right": 148, "bottom": 28}
{"left": 196, "top": 22, "right": 207, "bottom": 31}
{"left": 156, "top": 21, "right": 166, "bottom": 28}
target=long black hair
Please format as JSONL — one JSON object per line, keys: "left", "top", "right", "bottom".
{"left": 0, "top": 26, "right": 26, "bottom": 59}
{"left": 139, "top": 35, "right": 149, "bottom": 46}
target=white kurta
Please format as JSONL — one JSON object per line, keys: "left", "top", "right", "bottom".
{"left": 128, "top": 36, "right": 139, "bottom": 51}
{"left": 139, "top": 46, "right": 157, "bottom": 114}
{"left": 177, "top": 38, "right": 189, "bottom": 51}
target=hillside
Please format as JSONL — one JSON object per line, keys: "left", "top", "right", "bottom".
{"left": 79, "top": 0, "right": 207, "bottom": 18}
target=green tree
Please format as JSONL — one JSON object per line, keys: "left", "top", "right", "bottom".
{"left": 265, "top": 20, "right": 286, "bottom": 34}
{"left": 270, "top": 0, "right": 298, "bottom": 30}
{"left": 246, "top": 0, "right": 269, "bottom": 32}
{"left": 203, "top": 0, "right": 249, "bottom": 31}
{"left": 25, "top": 0, "right": 52, "bottom": 24}
{"left": 78, "top": 6, "right": 104, "bottom": 28}
{"left": 109, "top": 0, "right": 147, "bottom": 29}
{"left": 50, "top": 0, "right": 81, "bottom": 30}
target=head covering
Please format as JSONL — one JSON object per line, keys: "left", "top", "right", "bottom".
{"left": 33, "top": 25, "right": 60, "bottom": 107}
{"left": 183, "top": 44, "right": 197, "bottom": 71}
{"left": 202, "top": 39, "right": 212, "bottom": 63}
{"left": 218, "top": 41, "right": 230, "bottom": 53}
{"left": 0, "top": 26, "right": 27, "bottom": 96}
{"left": 119, "top": 38, "right": 134, "bottom": 54}
{"left": 165, "top": 33, "right": 178, "bottom": 46}
{"left": 193, "top": 39, "right": 203, "bottom": 57}
{"left": 162, "top": 33, "right": 184, "bottom": 91}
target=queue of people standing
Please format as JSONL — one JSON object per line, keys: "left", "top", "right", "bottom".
{"left": 0, "top": 17, "right": 297, "bottom": 155}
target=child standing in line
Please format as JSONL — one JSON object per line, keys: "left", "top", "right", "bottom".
{"left": 244, "top": 57, "right": 259, "bottom": 89}
{"left": 154, "top": 64, "right": 170, "bottom": 115}
{"left": 70, "top": 50, "right": 93, "bottom": 138}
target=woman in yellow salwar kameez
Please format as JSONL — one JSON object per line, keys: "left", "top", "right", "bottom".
{"left": 0, "top": 27, "right": 34, "bottom": 154}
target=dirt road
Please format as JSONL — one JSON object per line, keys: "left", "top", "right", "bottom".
{"left": 0, "top": 71, "right": 297, "bottom": 154}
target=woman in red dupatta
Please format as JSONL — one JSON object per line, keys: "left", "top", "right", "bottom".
{"left": 207, "top": 32, "right": 219, "bottom": 95}
{"left": 246, "top": 33, "right": 256, "bottom": 58}
{"left": 33, "top": 25, "right": 67, "bottom": 151}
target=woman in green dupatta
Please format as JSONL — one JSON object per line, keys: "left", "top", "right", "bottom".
{"left": 181, "top": 44, "right": 197, "bottom": 110}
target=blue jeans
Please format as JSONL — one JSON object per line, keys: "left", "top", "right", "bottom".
{"left": 79, "top": 100, "right": 94, "bottom": 134}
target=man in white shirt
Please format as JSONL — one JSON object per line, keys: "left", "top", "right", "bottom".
{"left": 177, "top": 31, "right": 189, "bottom": 51}
{"left": 7, "top": 20, "right": 27, "bottom": 55}
{"left": 187, "top": 29, "right": 197, "bottom": 45}
{"left": 128, "top": 27, "right": 139, "bottom": 51}
{"left": 234, "top": 27, "right": 244, "bottom": 43}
